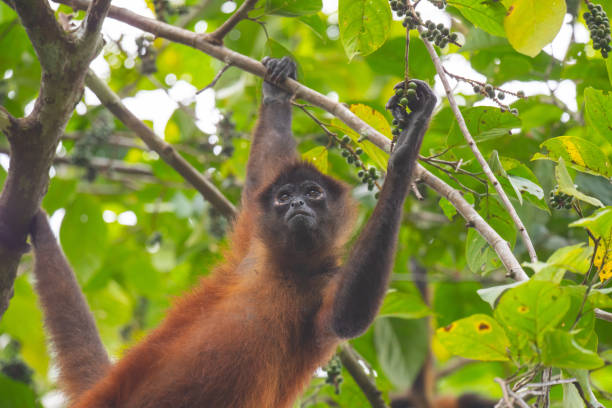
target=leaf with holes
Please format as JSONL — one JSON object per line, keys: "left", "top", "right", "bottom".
{"left": 436, "top": 314, "right": 510, "bottom": 361}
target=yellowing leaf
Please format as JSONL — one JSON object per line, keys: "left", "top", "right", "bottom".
{"left": 504, "top": 0, "right": 566, "bottom": 57}
{"left": 302, "top": 146, "right": 329, "bottom": 174}
{"left": 436, "top": 314, "right": 510, "bottom": 361}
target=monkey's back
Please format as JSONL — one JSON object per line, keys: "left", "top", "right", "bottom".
{"left": 71, "top": 259, "right": 338, "bottom": 408}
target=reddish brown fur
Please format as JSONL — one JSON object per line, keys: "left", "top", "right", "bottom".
{"left": 73, "top": 184, "right": 357, "bottom": 408}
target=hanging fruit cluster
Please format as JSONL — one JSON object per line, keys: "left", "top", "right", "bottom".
{"left": 584, "top": 2, "right": 611, "bottom": 58}
{"left": 336, "top": 135, "right": 380, "bottom": 197}
{"left": 549, "top": 186, "right": 573, "bottom": 210}
{"left": 323, "top": 356, "right": 343, "bottom": 395}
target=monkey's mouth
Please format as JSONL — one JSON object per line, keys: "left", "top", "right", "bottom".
{"left": 288, "top": 211, "right": 312, "bottom": 220}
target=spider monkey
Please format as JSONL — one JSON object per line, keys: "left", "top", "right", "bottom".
{"left": 27, "top": 57, "right": 437, "bottom": 407}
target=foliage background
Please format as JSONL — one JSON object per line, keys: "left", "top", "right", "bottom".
{"left": 0, "top": 0, "right": 611, "bottom": 407}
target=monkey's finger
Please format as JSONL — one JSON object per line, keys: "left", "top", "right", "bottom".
{"left": 270, "top": 58, "right": 291, "bottom": 82}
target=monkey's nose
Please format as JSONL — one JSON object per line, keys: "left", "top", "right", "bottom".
{"left": 290, "top": 200, "right": 304, "bottom": 208}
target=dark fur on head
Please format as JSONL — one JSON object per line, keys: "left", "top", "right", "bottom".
{"left": 256, "top": 161, "right": 356, "bottom": 259}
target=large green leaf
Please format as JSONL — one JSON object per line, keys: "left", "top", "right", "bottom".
{"left": 378, "top": 281, "right": 431, "bottom": 320}
{"left": 436, "top": 314, "right": 510, "bottom": 361}
{"left": 265, "top": 0, "right": 322, "bottom": 16}
{"left": 447, "top": 107, "right": 521, "bottom": 145}
{"left": 541, "top": 330, "right": 604, "bottom": 369}
{"left": 504, "top": 0, "right": 566, "bottom": 57}
{"left": 61, "top": 195, "right": 109, "bottom": 282}
{"left": 448, "top": 0, "right": 506, "bottom": 37}
{"left": 494, "top": 280, "right": 570, "bottom": 363}
{"left": 0, "top": 374, "right": 41, "bottom": 408}
{"left": 338, "top": 0, "right": 391, "bottom": 60}
{"left": 584, "top": 87, "right": 612, "bottom": 147}
{"left": 374, "top": 318, "right": 428, "bottom": 389}
{"left": 532, "top": 136, "right": 612, "bottom": 178}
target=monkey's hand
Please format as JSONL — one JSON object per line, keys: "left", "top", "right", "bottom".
{"left": 386, "top": 80, "right": 436, "bottom": 175}
{"left": 262, "top": 56, "right": 297, "bottom": 104}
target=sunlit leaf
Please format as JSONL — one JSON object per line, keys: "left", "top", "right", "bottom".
{"left": 532, "top": 136, "right": 612, "bottom": 177}
{"left": 436, "top": 314, "right": 510, "bottom": 361}
{"left": 448, "top": 0, "right": 506, "bottom": 37}
{"left": 555, "top": 159, "right": 604, "bottom": 208}
{"left": 504, "top": 0, "right": 566, "bottom": 57}
{"left": 338, "top": 0, "right": 391, "bottom": 60}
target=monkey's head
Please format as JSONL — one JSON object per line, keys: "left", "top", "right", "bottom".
{"left": 257, "top": 162, "right": 356, "bottom": 257}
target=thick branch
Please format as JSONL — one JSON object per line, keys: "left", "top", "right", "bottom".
{"left": 338, "top": 345, "right": 388, "bottom": 408}
{"left": 85, "top": 70, "right": 237, "bottom": 220}
{"left": 415, "top": 22, "right": 538, "bottom": 264}
{"left": 12, "top": 0, "right": 66, "bottom": 70}
{"left": 0, "top": 0, "right": 111, "bottom": 318}
{"left": 78, "top": 0, "right": 111, "bottom": 47}
{"left": 207, "top": 0, "right": 258, "bottom": 44}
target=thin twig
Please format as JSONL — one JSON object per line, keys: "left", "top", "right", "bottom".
{"left": 338, "top": 345, "right": 388, "bottom": 408}
{"left": 206, "top": 0, "right": 258, "bottom": 44}
{"left": 408, "top": 2, "right": 538, "bottom": 266}
{"left": 197, "top": 62, "right": 233, "bottom": 94}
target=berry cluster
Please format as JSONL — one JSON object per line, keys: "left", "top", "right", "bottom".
{"left": 470, "top": 83, "right": 522, "bottom": 114}
{"left": 324, "top": 356, "right": 343, "bottom": 394}
{"left": 336, "top": 135, "right": 380, "bottom": 196}
{"left": 389, "top": 0, "right": 408, "bottom": 16}
{"left": 421, "top": 20, "right": 458, "bottom": 48}
{"left": 549, "top": 186, "right": 573, "bottom": 210}
{"left": 154, "top": 0, "right": 188, "bottom": 22}
{"left": 584, "top": 2, "right": 611, "bottom": 58}
{"left": 136, "top": 35, "right": 157, "bottom": 75}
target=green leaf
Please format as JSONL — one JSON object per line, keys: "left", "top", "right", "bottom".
{"left": 61, "top": 195, "right": 109, "bottom": 282}
{"left": 568, "top": 369, "right": 604, "bottom": 408}
{"left": 265, "top": 0, "right": 322, "bottom": 16}
{"left": 448, "top": 0, "right": 506, "bottom": 37}
{"left": 438, "top": 197, "right": 457, "bottom": 220}
{"left": 504, "top": 0, "right": 566, "bottom": 57}
{"left": 436, "top": 314, "right": 510, "bottom": 361}
{"left": 302, "top": 146, "right": 329, "bottom": 174}
{"left": 531, "top": 136, "right": 612, "bottom": 178}
{"left": 477, "top": 281, "right": 522, "bottom": 308}
{"left": 569, "top": 207, "right": 612, "bottom": 239}
{"left": 374, "top": 318, "right": 428, "bottom": 389}
{"left": 378, "top": 282, "right": 431, "bottom": 320}
{"left": 555, "top": 159, "right": 604, "bottom": 208}
{"left": 298, "top": 14, "right": 327, "bottom": 40}
{"left": 541, "top": 330, "right": 604, "bottom": 369}
{"left": 0, "top": 374, "right": 41, "bottom": 408}
{"left": 447, "top": 107, "right": 521, "bottom": 145}
{"left": 338, "top": 0, "right": 391, "bottom": 60}
{"left": 494, "top": 280, "right": 570, "bottom": 363}
{"left": 529, "top": 244, "right": 592, "bottom": 282}
{"left": 584, "top": 87, "right": 612, "bottom": 146}
{"left": 588, "top": 288, "right": 612, "bottom": 309}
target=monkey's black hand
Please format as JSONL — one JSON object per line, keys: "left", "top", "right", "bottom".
{"left": 386, "top": 80, "right": 436, "bottom": 175}
{"left": 262, "top": 56, "right": 297, "bottom": 104}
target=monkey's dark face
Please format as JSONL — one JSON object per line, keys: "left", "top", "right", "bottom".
{"left": 257, "top": 162, "right": 351, "bottom": 256}
{"left": 274, "top": 180, "right": 326, "bottom": 234}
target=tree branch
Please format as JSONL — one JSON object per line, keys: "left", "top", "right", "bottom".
{"left": 207, "top": 0, "right": 258, "bottom": 44}
{"left": 78, "top": 0, "right": 111, "bottom": 47}
{"left": 0, "top": 0, "right": 111, "bottom": 318}
{"left": 338, "top": 344, "right": 388, "bottom": 408}
{"left": 85, "top": 70, "right": 237, "bottom": 220}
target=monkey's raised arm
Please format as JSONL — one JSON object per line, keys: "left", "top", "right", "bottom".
{"left": 329, "top": 81, "right": 436, "bottom": 339}
{"left": 242, "top": 57, "right": 299, "bottom": 204}
{"left": 29, "top": 212, "right": 110, "bottom": 399}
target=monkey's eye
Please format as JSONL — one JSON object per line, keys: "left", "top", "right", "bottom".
{"left": 306, "top": 187, "right": 323, "bottom": 199}
{"left": 277, "top": 192, "right": 291, "bottom": 203}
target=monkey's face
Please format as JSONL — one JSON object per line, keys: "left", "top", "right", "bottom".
{"left": 257, "top": 162, "right": 351, "bottom": 255}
